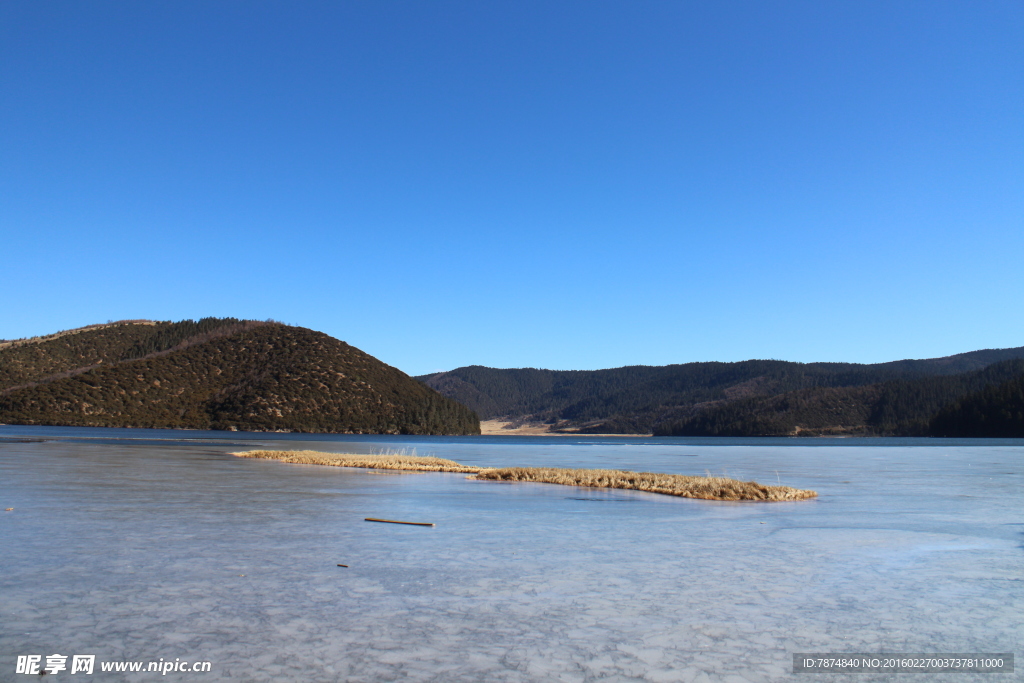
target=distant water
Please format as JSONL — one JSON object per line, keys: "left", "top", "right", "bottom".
{"left": 1, "top": 425, "right": 1021, "bottom": 682}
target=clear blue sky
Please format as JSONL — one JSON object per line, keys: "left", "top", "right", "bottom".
{"left": 2, "top": 1, "right": 1021, "bottom": 375}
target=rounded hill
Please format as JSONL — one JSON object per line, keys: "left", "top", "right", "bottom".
{"left": 0, "top": 319, "right": 479, "bottom": 435}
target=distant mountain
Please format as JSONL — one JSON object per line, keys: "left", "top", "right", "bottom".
{"left": 418, "top": 348, "right": 1024, "bottom": 437}
{"left": 656, "top": 359, "right": 1024, "bottom": 437}
{"left": 929, "top": 372, "right": 1024, "bottom": 437}
{"left": 0, "top": 319, "right": 479, "bottom": 435}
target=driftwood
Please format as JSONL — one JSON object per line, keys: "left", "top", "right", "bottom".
{"left": 364, "top": 517, "right": 435, "bottom": 527}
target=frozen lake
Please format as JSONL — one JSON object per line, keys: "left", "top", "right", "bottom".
{"left": 1, "top": 426, "right": 1021, "bottom": 682}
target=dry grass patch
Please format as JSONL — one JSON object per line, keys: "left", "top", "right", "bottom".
{"left": 232, "top": 451, "right": 817, "bottom": 501}
{"left": 231, "top": 449, "right": 484, "bottom": 473}
{"left": 469, "top": 467, "right": 817, "bottom": 501}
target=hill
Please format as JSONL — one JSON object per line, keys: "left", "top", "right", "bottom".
{"left": 929, "top": 372, "right": 1024, "bottom": 437}
{"left": 418, "top": 348, "right": 1024, "bottom": 437}
{"left": 655, "top": 359, "right": 1024, "bottom": 437}
{"left": 0, "top": 319, "right": 479, "bottom": 435}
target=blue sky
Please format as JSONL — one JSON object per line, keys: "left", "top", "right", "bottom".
{"left": 2, "top": 1, "right": 1021, "bottom": 375}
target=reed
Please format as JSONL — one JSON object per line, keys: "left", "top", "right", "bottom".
{"left": 468, "top": 467, "right": 817, "bottom": 501}
{"left": 231, "top": 449, "right": 484, "bottom": 473}
{"left": 231, "top": 451, "right": 817, "bottom": 501}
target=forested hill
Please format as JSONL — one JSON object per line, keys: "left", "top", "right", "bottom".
{"left": 418, "top": 348, "right": 1024, "bottom": 437}
{"left": 656, "top": 359, "right": 1024, "bottom": 437}
{"left": 0, "top": 319, "right": 479, "bottom": 434}
{"left": 929, "top": 371, "right": 1024, "bottom": 438}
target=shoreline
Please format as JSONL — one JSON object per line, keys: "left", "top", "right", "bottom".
{"left": 479, "top": 420, "right": 652, "bottom": 437}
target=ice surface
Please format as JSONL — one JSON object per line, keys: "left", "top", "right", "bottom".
{"left": 0, "top": 427, "right": 1021, "bottom": 682}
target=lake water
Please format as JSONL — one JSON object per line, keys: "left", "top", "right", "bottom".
{"left": 1, "top": 426, "right": 1021, "bottom": 682}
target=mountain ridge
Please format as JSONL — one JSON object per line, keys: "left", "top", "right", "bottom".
{"left": 418, "top": 347, "right": 1024, "bottom": 437}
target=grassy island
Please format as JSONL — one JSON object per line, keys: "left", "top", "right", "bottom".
{"left": 232, "top": 450, "right": 817, "bottom": 502}
{"left": 469, "top": 467, "right": 817, "bottom": 501}
{"left": 233, "top": 449, "right": 483, "bottom": 473}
